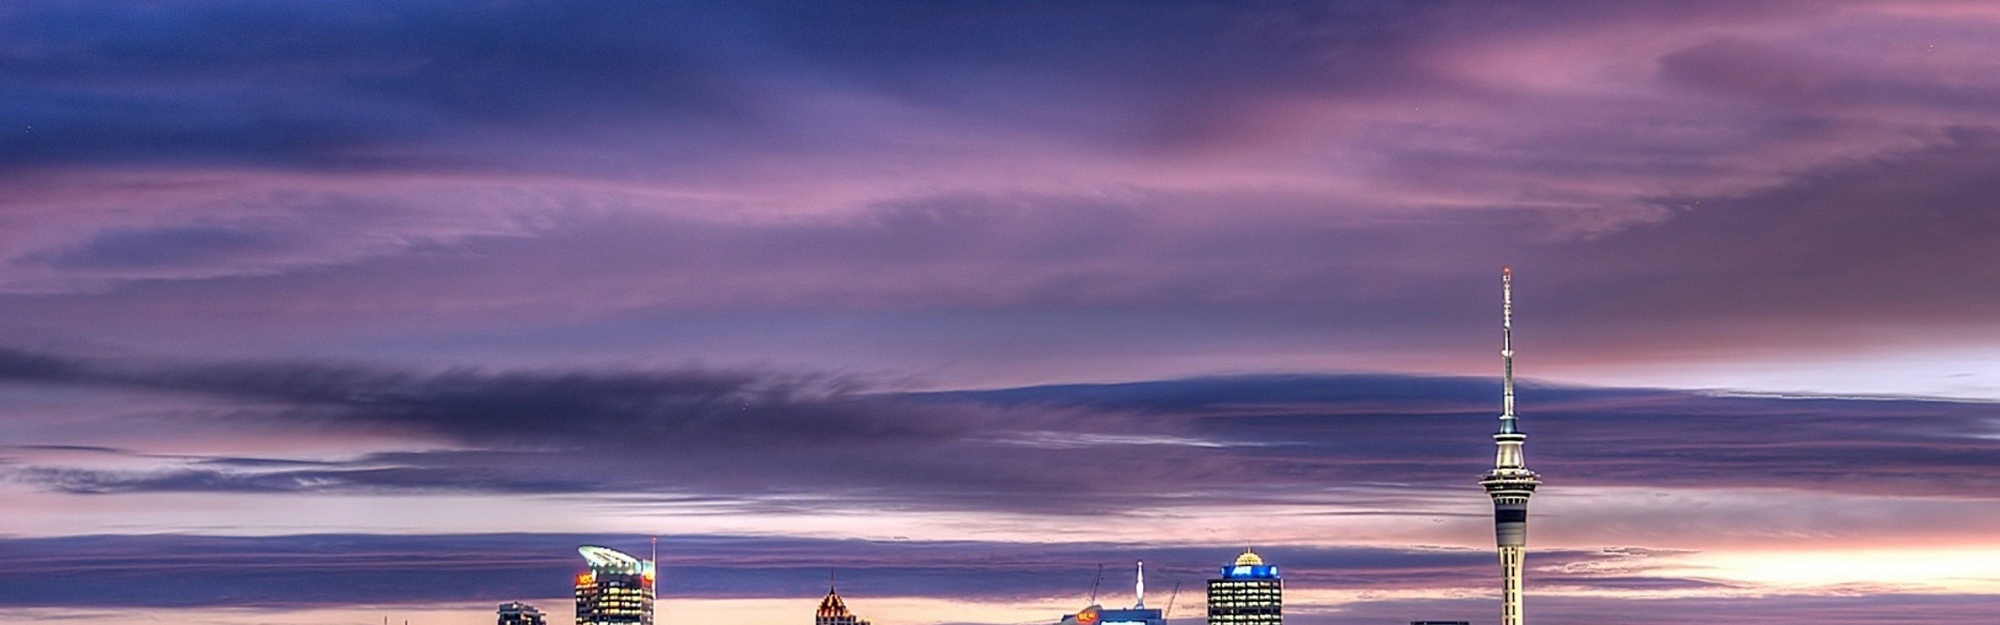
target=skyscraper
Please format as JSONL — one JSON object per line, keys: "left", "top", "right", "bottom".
{"left": 576, "top": 545, "right": 656, "bottom": 625}
{"left": 1206, "top": 549, "right": 1281, "bottom": 625}
{"left": 815, "top": 579, "right": 873, "bottom": 625}
{"left": 1478, "top": 268, "right": 1541, "bottom": 625}
{"left": 498, "top": 602, "right": 547, "bottom": 625}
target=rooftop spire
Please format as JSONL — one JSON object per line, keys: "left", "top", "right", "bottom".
{"left": 817, "top": 578, "right": 850, "bottom": 619}
{"left": 1499, "top": 266, "right": 1518, "bottom": 435}
{"left": 1134, "top": 560, "right": 1145, "bottom": 609}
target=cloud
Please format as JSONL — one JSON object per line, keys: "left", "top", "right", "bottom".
{"left": 1323, "top": 593, "right": 2000, "bottom": 625}
{"left": 5, "top": 348, "right": 2000, "bottom": 519}
{"left": 0, "top": 532, "right": 1679, "bottom": 608}
{"left": 0, "top": 0, "right": 1995, "bottom": 394}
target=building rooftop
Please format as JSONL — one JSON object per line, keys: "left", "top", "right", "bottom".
{"left": 817, "top": 586, "right": 851, "bottom": 619}
{"left": 1233, "top": 549, "right": 1264, "bottom": 567}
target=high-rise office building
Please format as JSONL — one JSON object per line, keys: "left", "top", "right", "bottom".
{"left": 815, "top": 581, "right": 873, "bottom": 625}
{"left": 498, "top": 602, "right": 547, "bottom": 625}
{"left": 576, "top": 545, "right": 656, "bottom": 625}
{"left": 1206, "top": 549, "right": 1281, "bottom": 625}
{"left": 1478, "top": 268, "right": 1541, "bottom": 625}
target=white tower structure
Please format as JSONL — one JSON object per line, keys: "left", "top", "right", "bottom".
{"left": 1479, "top": 267, "right": 1541, "bottom": 625}
{"left": 1134, "top": 560, "right": 1146, "bottom": 609}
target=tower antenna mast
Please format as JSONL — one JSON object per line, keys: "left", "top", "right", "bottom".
{"left": 1502, "top": 266, "right": 1516, "bottom": 431}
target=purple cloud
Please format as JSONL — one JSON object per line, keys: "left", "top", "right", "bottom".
{"left": 7, "top": 348, "right": 2000, "bottom": 513}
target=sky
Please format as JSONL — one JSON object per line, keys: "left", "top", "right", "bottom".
{"left": 2, "top": 1, "right": 1999, "bottom": 624}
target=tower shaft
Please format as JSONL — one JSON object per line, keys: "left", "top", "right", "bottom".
{"left": 1499, "top": 546, "right": 1525, "bottom": 625}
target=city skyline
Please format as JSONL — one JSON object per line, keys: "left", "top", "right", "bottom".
{"left": 4, "top": 1, "right": 2000, "bottom": 624}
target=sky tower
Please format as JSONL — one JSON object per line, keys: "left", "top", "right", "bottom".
{"left": 1479, "top": 267, "right": 1540, "bottom": 625}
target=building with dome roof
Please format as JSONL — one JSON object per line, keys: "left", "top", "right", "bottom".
{"left": 1206, "top": 549, "right": 1280, "bottom": 625}
{"left": 815, "top": 580, "right": 872, "bottom": 625}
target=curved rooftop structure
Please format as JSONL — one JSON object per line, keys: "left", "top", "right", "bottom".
{"left": 817, "top": 587, "right": 851, "bottom": 619}
{"left": 578, "top": 545, "right": 645, "bottom": 574}
{"left": 816, "top": 579, "right": 872, "bottom": 625}
{"left": 1233, "top": 549, "right": 1264, "bottom": 567}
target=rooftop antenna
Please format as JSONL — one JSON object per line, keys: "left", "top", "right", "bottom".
{"left": 1134, "top": 560, "right": 1145, "bottom": 609}
{"left": 1088, "top": 563, "right": 1105, "bottom": 605}
{"left": 1164, "top": 580, "right": 1182, "bottom": 620}
{"left": 1500, "top": 266, "right": 1517, "bottom": 435}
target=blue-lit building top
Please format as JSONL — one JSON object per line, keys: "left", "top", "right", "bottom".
{"left": 1219, "top": 561, "right": 1279, "bottom": 580}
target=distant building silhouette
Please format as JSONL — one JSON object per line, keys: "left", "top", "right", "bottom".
{"left": 576, "top": 545, "right": 656, "bottom": 625}
{"left": 1206, "top": 549, "right": 1281, "bottom": 625}
{"left": 498, "top": 602, "right": 546, "bottom": 625}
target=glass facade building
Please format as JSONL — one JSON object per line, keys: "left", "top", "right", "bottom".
{"left": 1207, "top": 550, "right": 1281, "bottom": 625}
{"left": 575, "top": 545, "right": 656, "bottom": 625}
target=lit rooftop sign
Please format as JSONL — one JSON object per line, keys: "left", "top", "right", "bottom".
{"left": 1220, "top": 564, "right": 1279, "bottom": 579}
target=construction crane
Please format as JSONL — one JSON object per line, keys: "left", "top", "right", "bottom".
{"left": 1088, "top": 563, "right": 1105, "bottom": 605}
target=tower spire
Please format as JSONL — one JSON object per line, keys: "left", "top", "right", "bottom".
{"left": 1134, "top": 560, "right": 1145, "bottom": 609}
